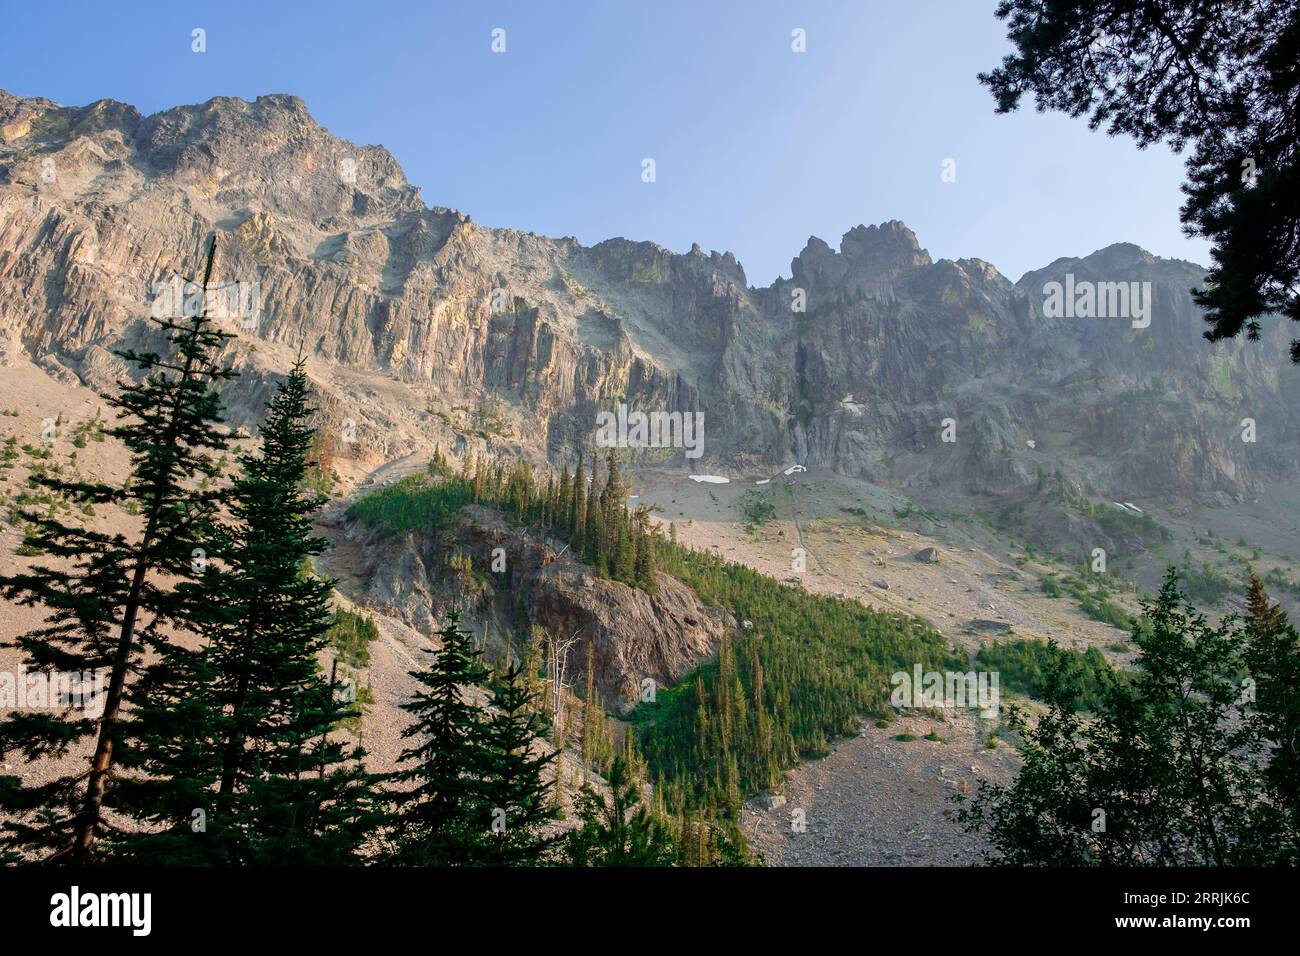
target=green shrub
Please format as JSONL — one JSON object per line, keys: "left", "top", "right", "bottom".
{"left": 975, "top": 638, "right": 1119, "bottom": 712}
{"left": 1178, "top": 562, "right": 1236, "bottom": 605}
{"left": 327, "top": 608, "right": 379, "bottom": 669}
{"left": 737, "top": 490, "right": 777, "bottom": 529}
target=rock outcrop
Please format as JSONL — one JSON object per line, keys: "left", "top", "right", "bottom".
{"left": 336, "top": 505, "right": 727, "bottom": 713}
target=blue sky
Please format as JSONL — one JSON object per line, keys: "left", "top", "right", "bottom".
{"left": 1, "top": 0, "right": 1209, "bottom": 285}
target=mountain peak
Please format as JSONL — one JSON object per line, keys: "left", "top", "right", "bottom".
{"left": 251, "top": 92, "right": 309, "bottom": 113}
{"left": 790, "top": 220, "right": 931, "bottom": 290}
{"left": 839, "top": 220, "right": 930, "bottom": 269}
{"left": 1015, "top": 241, "right": 1206, "bottom": 288}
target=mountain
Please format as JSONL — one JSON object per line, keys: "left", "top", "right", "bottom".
{"left": 1, "top": 88, "right": 1296, "bottom": 512}
{"left": 3, "top": 88, "right": 1298, "bottom": 870}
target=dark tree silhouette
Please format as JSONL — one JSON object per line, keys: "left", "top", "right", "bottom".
{"left": 981, "top": 1, "right": 1300, "bottom": 359}
{"left": 956, "top": 570, "right": 1300, "bottom": 865}
{"left": 0, "top": 236, "right": 234, "bottom": 863}
{"left": 107, "top": 361, "right": 374, "bottom": 864}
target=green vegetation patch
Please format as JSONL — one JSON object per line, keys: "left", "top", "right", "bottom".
{"left": 737, "top": 489, "right": 777, "bottom": 530}
{"left": 346, "top": 474, "right": 474, "bottom": 535}
{"left": 328, "top": 608, "right": 379, "bottom": 669}
{"left": 975, "top": 638, "right": 1120, "bottom": 712}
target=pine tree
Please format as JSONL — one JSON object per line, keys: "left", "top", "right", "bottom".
{"left": 1243, "top": 573, "right": 1300, "bottom": 856}
{"left": 580, "top": 642, "right": 612, "bottom": 775}
{"left": 584, "top": 458, "right": 604, "bottom": 568}
{"left": 0, "top": 236, "right": 235, "bottom": 863}
{"left": 477, "top": 662, "right": 558, "bottom": 865}
{"left": 564, "top": 754, "right": 676, "bottom": 866}
{"left": 614, "top": 518, "right": 635, "bottom": 584}
{"left": 427, "top": 444, "right": 449, "bottom": 476}
{"left": 601, "top": 449, "right": 625, "bottom": 523}
{"left": 556, "top": 462, "right": 571, "bottom": 538}
{"left": 81, "top": 640, "right": 223, "bottom": 863}
{"left": 569, "top": 456, "right": 586, "bottom": 555}
{"left": 106, "top": 360, "right": 373, "bottom": 864}
{"left": 385, "top": 610, "right": 492, "bottom": 865}
{"left": 633, "top": 507, "right": 656, "bottom": 591}
{"left": 590, "top": 509, "right": 609, "bottom": 575}
{"left": 522, "top": 625, "right": 547, "bottom": 718}
{"left": 471, "top": 454, "right": 486, "bottom": 502}
{"left": 584, "top": 454, "right": 603, "bottom": 561}
{"left": 751, "top": 648, "right": 776, "bottom": 789}
{"left": 600, "top": 449, "right": 628, "bottom": 564}
{"left": 541, "top": 475, "right": 554, "bottom": 528}
{"left": 979, "top": 0, "right": 1300, "bottom": 362}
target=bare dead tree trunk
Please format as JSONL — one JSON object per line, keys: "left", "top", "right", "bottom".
{"left": 546, "top": 628, "right": 581, "bottom": 744}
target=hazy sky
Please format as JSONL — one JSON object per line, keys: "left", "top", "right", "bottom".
{"left": 2, "top": 0, "right": 1210, "bottom": 285}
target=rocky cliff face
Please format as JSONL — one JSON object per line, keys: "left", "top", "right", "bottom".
{"left": 326, "top": 505, "right": 728, "bottom": 713}
{"left": 1, "top": 89, "right": 1296, "bottom": 506}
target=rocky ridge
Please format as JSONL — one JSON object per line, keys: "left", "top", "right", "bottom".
{"left": 1, "top": 88, "right": 1296, "bottom": 515}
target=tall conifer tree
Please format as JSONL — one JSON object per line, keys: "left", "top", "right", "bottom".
{"left": 1243, "top": 573, "right": 1300, "bottom": 857}
{"left": 385, "top": 610, "right": 491, "bottom": 865}
{"left": 107, "top": 360, "right": 373, "bottom": 864}
{"left": 0, "top": 236, "right": 234, "bottom": 863}
{"left": 556, "top": 462, "right": 571, "bottom": 538}
{"left": 569, "top": 455, "right": 586, "bottom": 555}
{"left": 477, "top": 662, "right": 558, "bottom": 865}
